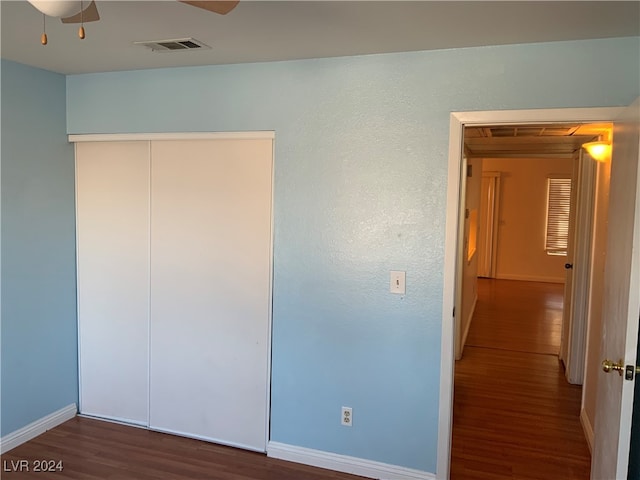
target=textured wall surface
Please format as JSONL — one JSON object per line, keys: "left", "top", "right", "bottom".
{"left": 1, "top": 60, "right": 77, "bottom": 436}
{"left": 63, "top": 36, "right": 639, "bottom": 472}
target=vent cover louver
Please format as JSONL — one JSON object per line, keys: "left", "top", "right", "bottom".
{"left": 134, "top": 38, "right": 210, "bottom": 52}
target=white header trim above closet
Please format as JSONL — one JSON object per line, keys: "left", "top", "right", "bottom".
{"left": 68, "top": 132, "right": 275, "bottom": 142}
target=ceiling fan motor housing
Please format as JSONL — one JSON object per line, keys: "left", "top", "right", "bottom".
{"left": 28, "top": 0, "right": 83, "bottom": 18}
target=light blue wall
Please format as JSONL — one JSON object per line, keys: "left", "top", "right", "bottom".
{"left": 1, "top": 60, "right": 77, "bottom": 436}
{"left": 66, "top": 37, "right": 639, "bottom": 472}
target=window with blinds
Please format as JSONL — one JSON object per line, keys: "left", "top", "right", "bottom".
{"left": 545, "top": 177, "right": 572, "bottom": 256}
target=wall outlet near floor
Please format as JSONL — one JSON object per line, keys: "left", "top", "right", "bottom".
{"left": 341, "top": 406, "right": 352, "bottom": 426}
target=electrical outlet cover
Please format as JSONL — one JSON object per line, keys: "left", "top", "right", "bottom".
{"left": 341, "top": 406, "right": 352, "bottom": 426}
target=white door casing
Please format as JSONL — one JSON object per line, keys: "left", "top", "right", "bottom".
{"left": 440, "top": 106, "right": 626, "bottom": 480}
{"left": 564, "top": 150, "right": 598, "bottom": 385}
{"left": 591, "top": 98, "right": 640, "bottom": 480}
{"left": 477, "top": 172, "right": 500, "bottom": 279}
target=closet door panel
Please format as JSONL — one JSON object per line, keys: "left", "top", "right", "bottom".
{"left": 149, "top": 139, "right": 272, "bottom": 451}
{"left": 76, "top": 141, "right": 150, "bottom": 425}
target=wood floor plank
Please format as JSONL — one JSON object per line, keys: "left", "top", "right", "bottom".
{"left": 1, "top": 417, "right": 370, "bottom": 480}
{"left": 451, "top": 278, "right": 591, "bottom": 480}
{"left": 465, "top": 279, "right": 563, "bottom": 355}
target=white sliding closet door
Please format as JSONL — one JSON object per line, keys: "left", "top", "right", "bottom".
{"left": 149, "top": 138, "right": 272, "bottom": 451}
{"left": 76, "top": 141, "right": 150, "bottom": 425}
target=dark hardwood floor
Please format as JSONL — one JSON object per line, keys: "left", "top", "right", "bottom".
{"left": 1, "top": 417, "right": 368, "bottom": 480}
{"left": 451, "top": 278, "right": 591, "bottom": 480}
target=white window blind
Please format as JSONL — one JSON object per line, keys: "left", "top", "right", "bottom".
{"left": 545, "top": 177, "right": 572, "bottom": 256}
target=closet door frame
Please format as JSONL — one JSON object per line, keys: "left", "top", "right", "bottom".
{"left": 71, "top": 131, "right": 275, "bottom": 450}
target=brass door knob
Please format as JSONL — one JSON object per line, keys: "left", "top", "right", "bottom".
{"left": 602, "top": 359, "right": 624, "bottom": 375}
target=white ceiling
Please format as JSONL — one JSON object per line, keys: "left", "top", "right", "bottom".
{"left": 1, "top": 1, "right": 638, "bottom": 75}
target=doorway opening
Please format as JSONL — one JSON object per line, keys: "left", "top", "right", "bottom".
{"left": 437, "top": 107, "right": 623, "bottom": 480}
{"left": 450, "top": 123, "right": 605, "bottom": 478}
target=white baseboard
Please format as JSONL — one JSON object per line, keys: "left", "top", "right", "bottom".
{"left": 495, "top": 274, "right": 564, "bottom": 284}
{"left": 268, "top": 441, "right": 435, "bottom": 480}
{"left": 1, "top": 403, "right": 77, "bottom": 454}
{"left": 580, "top": 407, "right": 594, "bottom": 454}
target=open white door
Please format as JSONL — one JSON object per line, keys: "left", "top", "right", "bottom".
{"left": 560, "top": 154, "right": 580, "bottom": 369}
{"left": 563, "top": 149, "right": 598, "bottom": 385}
{"left": 591, "top": 97, "right": 640, "bottom": 479}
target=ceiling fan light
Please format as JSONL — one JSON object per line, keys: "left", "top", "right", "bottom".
{"left": 583, "top": 141, "right": 611, "bottom": 162}
{"left": 28, "top": 1, "right": 83, "bottom": 18}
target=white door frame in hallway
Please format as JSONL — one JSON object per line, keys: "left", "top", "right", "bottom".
{"left": 438, "top": 106, "right": 625, "bottom": 480}
{"left": 477, "top": 171, "right": 500, "bottom": 279}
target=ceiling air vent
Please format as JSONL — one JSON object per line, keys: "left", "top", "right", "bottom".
{"left": 134, "top": 38, "right": 211, "bottom": 52}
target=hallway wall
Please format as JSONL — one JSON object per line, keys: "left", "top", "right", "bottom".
{"left": 482, "top": 157, "right": 573, "bottom": 283}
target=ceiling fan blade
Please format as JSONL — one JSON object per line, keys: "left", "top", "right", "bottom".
{"left": 179, "top": 1, "right": 239, "bottom": 15}
{"left": 61, "top": 1, "right": 100, "bottom": 23}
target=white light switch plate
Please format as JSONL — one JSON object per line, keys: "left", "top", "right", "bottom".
{"left": 390, "top": 271, "right": 406, "bottom": 294}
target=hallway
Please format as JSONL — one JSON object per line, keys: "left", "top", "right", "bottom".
{"left": 450, "top": 279, "right": 591, "bottom": 480}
